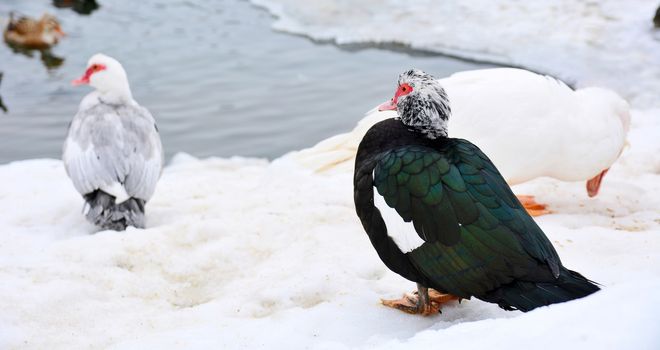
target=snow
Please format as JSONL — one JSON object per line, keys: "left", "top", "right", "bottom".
{"left": 1, "top": 108, "right": 659, "bottom": 349}
{"left": 2, "top": 1, "right": 660, "bottom": 349}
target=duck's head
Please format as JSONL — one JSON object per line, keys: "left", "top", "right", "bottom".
{"left": 72, "top": 53, "right": 132, "bottom": 101}
{"left": 576, "top": 87, "right": 630, "bottom": 197}
{"left": 40, "top": 13, "right": 65, "bottom": 39}
{"left": 378, "top": 68, "right": 451, "bottom": 139}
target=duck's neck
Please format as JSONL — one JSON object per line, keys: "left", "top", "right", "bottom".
{"left": 398, "top": 90, "right": 451, "bottom": 139}
{"left": 96, "top": 83, "right": 134, "bottom": 105}
{"left": 407, "top": 123, "right": 448, "bottom": 139}
{"left": 40, "top": 31, "right": 59, "bottom": 45}
{"left": 398, "top": 110, "right": 449, "bottom": 139}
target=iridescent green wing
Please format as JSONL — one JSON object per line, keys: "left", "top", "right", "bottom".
{"left": 373, "top": 140, "right": 561, "bottom": 296}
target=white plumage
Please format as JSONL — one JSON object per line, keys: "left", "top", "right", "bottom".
{"left": 373, "top": 190, "right": 425, "bottom": 253}
{"left": 63, "top": 53, "right": 163, "bottom": 230}
{"left": 294, "top": 68, "right": 630, "bottom": 198}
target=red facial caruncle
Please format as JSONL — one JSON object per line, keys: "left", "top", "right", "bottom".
{"left": 378, "top": 83, "right": 414, "bottom": 111}
{"left": 72, "top": 63, "right": 107, "bottom": 86}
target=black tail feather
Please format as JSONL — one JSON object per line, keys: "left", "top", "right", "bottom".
{"left": 481, "top": 268, "right": 600, "bottom": 312}
{"left": 83, "top": 190, "right": 146, "bottom": 231}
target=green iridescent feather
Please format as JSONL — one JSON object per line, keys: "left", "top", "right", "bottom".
{"left": 373, "top": 139, "right": 562, "bottom": 298}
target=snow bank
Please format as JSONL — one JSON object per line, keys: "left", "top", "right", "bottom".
{"left": 250, "top": 0, "right": 660, "bottom": 107}
{"left": 379, "top": 281, "right": 660, "bottom": 349}
{"left": 1, "top": 109, "right": 659, "bottom": 349}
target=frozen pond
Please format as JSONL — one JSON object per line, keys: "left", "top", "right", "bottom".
{"left": 0, "top": 0, "right": 491, "bottom": 163}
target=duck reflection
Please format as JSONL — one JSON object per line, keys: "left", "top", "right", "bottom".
{"left": 0, "top": 72, "right": 7, "bottom": 113}
{"left": 5, "top": 42, "right": 65, "bottom": 70}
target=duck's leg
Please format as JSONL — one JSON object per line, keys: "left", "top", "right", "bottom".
{"left": 586, "top": 169, "right": 609, "bottom": 198}
{"left": 428, "top": 288, "right": 462, "bottom": 304}
{"left": 516, "top": 195, "right": 550, "bottom": 216}
{"left": 381, "top": 284, "right": 459, "bottom": 316}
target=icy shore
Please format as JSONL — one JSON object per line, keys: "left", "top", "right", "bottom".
{"left": 1, "top": 108, "right": 659, "bottom": 348}
{"left": 250, "top": 0, "right": 660, "bottom": 108}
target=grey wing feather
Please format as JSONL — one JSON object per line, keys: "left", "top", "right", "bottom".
{"left": 120, "top": 105, "right": 164, "bottom": 200}
{"left": 63, "top": 100, "right": 163, "bottom": 201}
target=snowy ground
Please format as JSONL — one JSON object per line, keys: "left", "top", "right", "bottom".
{"left": 1, "top": 108, "right": 659, "bottom": 349}
{"left": 2, "top": 1, "right": 660, "bottom": 349}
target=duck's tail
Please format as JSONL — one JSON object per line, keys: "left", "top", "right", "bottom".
{"left": 482, "top": 268, "right": 600, "bottom": 312}
{"left": 83, "top": 190, "right": 146, "bottom": 231}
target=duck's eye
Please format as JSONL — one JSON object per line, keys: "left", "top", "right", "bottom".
{"left": 398, "top": 83, "right": 413, "bottom": 95}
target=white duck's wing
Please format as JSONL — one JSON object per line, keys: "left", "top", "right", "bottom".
{"left": 292, "top": 108, "right": 396, "bottom": 173}
{"left": 443, "top": 68, "right": 629, "bottom": 183}
{"left": 63, "top": 100, "right": 163, "bottom": 202}
{"left": 120, "top": 104, "right": 163, "bottom": 201}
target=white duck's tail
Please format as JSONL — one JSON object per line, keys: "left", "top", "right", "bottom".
{"left": 83, "top": 190, "right": 146, "bottom": 231}
{"left": 293, "top": 109, "right": 395, "bottom": 173}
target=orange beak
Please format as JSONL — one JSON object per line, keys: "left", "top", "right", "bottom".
{"left": 586, "top": 168, "right": 609, "bottom": 197}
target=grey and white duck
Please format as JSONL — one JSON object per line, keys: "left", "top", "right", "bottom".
{"left": 63, "top": 54, "right": 164, "bottom": 231}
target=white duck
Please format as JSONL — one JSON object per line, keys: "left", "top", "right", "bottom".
{"left": 63, "top": 53, "right": 163, "bottom": 230}
{"left": 294, "top": 68, "right": 630, "bottom": 215}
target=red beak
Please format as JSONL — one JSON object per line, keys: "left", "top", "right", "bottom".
{"left": 586, "top": 168, "right": 609, "bottom": 197}
{"left": 71, "top": 76, "right": 89, "bottom": 86}
{"left": 72, "top": 65, "right": 95, "bottom": 86}
{"left": 378, "top": 99, "right": 397, "bottom": 111}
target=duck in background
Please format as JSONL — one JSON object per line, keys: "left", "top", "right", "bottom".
{"left": 52, "top": 0, "right": 100, "bottom": 16}
{"left": 3, "top": 13, "right": 66, "bottom": 69}
{"left": 353, "top": 68, "right": 600, "bottom": 315}
{"left": 63, "top": 54, "right": 164, "bottom": 231}
{"left": 654, "top": 5, "right": 660, "bottom": 27}
{"left": 3, "top": 12, "right": 65, "bottom": 50}
{"left": 296, "top": 68, "right": 630, "bottom": 216}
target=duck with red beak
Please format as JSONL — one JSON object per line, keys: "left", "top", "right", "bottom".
{"left": 353, "top": 68, "right": 600, "bottom": 315}
{"left": 63, "top": 54, "right": 164, "bottom": 231}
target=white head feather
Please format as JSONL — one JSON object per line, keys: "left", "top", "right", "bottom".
{"left": 76, "top": 53, "right": 133, "bottom": 103}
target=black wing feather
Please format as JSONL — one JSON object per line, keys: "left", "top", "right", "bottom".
{"left": 372, "top": 140, "right": 562, "bottom": 296}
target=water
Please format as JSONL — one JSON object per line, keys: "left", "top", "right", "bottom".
{"left": 0, "top": 0, "right": 491, "bottom": 164}
{"left": 251, "top": 0, "right": 660, "bottom": 108}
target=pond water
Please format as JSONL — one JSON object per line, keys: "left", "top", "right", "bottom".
{"left": 0, "top": 0, "right": 492, "bottom": 164}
